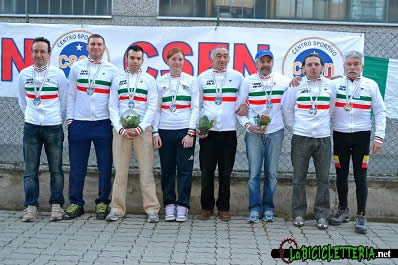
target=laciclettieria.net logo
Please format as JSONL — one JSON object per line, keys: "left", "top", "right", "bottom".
{"left": 271, "top": 238, "right": 398, "bottom": 264}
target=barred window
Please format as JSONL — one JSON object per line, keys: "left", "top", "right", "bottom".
{"left": 158, "top": 0, "right": 398, "bottom": 24}
{"left": 0, "top": 0, "right": 112, "bottom": 16}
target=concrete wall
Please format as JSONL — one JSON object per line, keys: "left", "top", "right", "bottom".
{"left": 1, "top": 164, "right": 397, "bottom": 221}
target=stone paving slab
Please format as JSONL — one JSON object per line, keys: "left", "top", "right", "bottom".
{"left": 0, "top": 210, "right": 397, "bottom": 265}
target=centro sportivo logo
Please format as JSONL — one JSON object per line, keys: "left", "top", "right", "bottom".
{"left": 282, "top": 37, "right": 344, "bottom": 78}
{"left": 51, "top": 30, "right": 110, "bottom": 78}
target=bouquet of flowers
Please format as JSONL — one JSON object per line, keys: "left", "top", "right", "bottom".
{"left": 197, "top": 115, "right": 214, "bottom": 136}
{"left": 120, "top": 114, "right": 140, "bottom": 129}
{"left": 255, "top": 114, "right": 271, "bottom": 132}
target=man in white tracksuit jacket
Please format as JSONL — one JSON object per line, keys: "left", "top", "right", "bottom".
{"left": 329, "top": 51, "right": 386, "bottom": 234}
{"left": 17, "top": 37, "right": 68, "bottom": 222}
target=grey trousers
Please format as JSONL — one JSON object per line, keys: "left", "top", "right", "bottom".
{"left": 291, "top": 134, "right": 331, "bottom": 220}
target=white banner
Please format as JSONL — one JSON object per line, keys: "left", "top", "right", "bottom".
{"left": 0, "top": 23, "right": 364, "bottom": 97}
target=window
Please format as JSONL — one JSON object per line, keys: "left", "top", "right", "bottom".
{"left": 158, "top": 0, "right": 398, "bottom": 24}
{"left": 0, "top": 0, "right": 112, "bottom": 16}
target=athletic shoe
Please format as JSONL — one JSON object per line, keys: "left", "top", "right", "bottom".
{"left": 329, "top": 208, "right": 350, "bottom": 226}
{"left": 95, "top": 202, "right": 110, "bottom": 220}
{"left": 165, "top": 204, "right": 176, "bottom": 221}
{"left": 147, "top": 213, "right": 160, "bottom": 223}
{"left": 317, "top": 218, "right": 328, "bottom": 230}
{"left": 247, "top": 211, "right": 260, "bottom": 223}
{"left": 22, "top": 205, "right": 38, "bottom": 222}
{"left": 64, "top": 203, "right": 84, "bottom": 220}
{"left": 355, "top": 214, "right": 368, "bottom": 234}
{"left": 293, "top": 216, "right": 304, "bottom": 227}
{"left": 176, "top": 206, "right": 188, "bottom": 222}
{"left": 263, "top": 210, "right": 275, "bottom": 222}
{"left": 50, "top": 204, "right": 64, "bottom": 221}
{"left": 106, "top": 210, "right": 123, "bottom": 222}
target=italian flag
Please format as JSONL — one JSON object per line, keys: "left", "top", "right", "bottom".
{"left": 363, "top": 56, "right": 398, "bottom": 119}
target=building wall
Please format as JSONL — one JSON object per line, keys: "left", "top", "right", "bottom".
{"left": 1, "top": 0, "right": 397, "bottom": 59}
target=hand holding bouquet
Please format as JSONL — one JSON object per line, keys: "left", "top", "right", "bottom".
{"left": 254, "top": 114, "right": 271, "bottom": 133}
{"left": 120, "top": 114, "right": 140, "bottom": 129}
{"left": 197, "top": 115, "right": 214, "bottom": 136}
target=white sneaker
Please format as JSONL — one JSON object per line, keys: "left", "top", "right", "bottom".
{"left": 105, "top": 209, "right": 123, "bottom": 222}
{"left": 176, "top": 205, "right": 188, "bottom": 222}
{"left": 147, "top": 213, "right": 160, "bottom": 223}
{"left": 22, "top": 205, "right": 38, "bottom": 222}
{"left": 165, "top": 204, "right": 176, "bottom": 221}
{"left": 50, "top": 204, "right": 64, "bottom": 221}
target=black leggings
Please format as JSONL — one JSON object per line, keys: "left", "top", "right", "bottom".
{"left": 333, "top": 131, "right": 370, "bottom": 215}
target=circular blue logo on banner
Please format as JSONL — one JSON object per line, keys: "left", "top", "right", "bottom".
{"left": 282, "top": 37, "right": 344, "bottom": 78}
{"left": 51, "top": 30, "right": 110, "bottom": 78}
{"left": 58, "top": 41, "right": 88, "bottom": 77}
{"left": 293, "top": 49, "right": 333, "bottom": 77}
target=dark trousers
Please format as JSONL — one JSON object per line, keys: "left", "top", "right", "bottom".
{"left": 333, "top": 130, "right": 370, "bottom": 215}
{"left": 199, "top": 131, "right": 237, "bottom": 211}
{"left": 291, "top": 135, "right": 331, "bottom": 220}
{"left": 68, "top": 119, "right": 113, "bottom": 207}
{"left": 23, "top": 123, "right": 64, "bottom": 207}
{"left": 158, "top": 129, "right": 195, "bottom": 208}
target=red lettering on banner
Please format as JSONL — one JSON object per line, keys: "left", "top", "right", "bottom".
{"left": 258, "top": 44, "right": 270, "bottom": 51}
{"left": 197, "top": 42, "right": 229, "bottom": 75}
{"left": 233, "top": 44, "right": 271, "bottom": 76}
{"left": 2, "top": 38, "right": 34, "bottom": 81}
{"left": 124, "top": 41, "right": 159, "bottom": 78}
{"left": 233, "top": 43, "right": 257, "bottom": 76}
{"left": 161, "top": 42, "right": 193, "bottom": 76}
{"left": 324, "top": 63, "right": 334, "bottom": 78}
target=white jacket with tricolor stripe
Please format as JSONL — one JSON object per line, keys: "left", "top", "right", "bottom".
{"left": 66, "top": 58, "right": 117, "bottom": 121}
{"left": 332, "top": 76, "right": 386, "bottom": 143}
{"left": 109, "top": 71, "right": 158, "bottom": 134}
{"left": 17, "top": 64, "right": 68, "bottom": 125}
{"left": 237, "top": 72, "right": 290, "bottom": 134}
{"left": 197, "top": 68, "right": 243, "bottom": 131}
{"left": 152, "top": 72, "right": 199, "bottom": 135}
{"left": 282, "top": 76, "right": 335, "bottom": 138}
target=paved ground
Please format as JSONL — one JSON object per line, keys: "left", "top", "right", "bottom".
{"left": 0, "top": 210, "right": 397, "bottom": 265}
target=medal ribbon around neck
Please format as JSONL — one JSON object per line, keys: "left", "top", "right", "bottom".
{"left": 257, "top": 73, "right": 274, "bottom": 110}
{"left": 345, "top": 76, "right": 361, "bottom": 106}
{"left": 126, "top": 69, "right": 142, "bottom": 109}
{"left": 212, "top": 69, "right": 228, "bottom": 100}
{"left": 87, "top": 59, "right": 103, "bottom": 94}
{"left": 32, "top": 64, "right": 49, "bottom": 102}
{"left": 169, "top": 73, "right": 181, "bottom": 111}
{"left": 305, "top": 76, "right": 322, "bottom": 110}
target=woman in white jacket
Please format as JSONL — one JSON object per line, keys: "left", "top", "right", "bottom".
{"left": 152, "top": 47, "right": 199, "bottom": 222}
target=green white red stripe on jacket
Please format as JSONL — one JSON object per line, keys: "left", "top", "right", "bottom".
{"left": 295, "top": 95, "right": 331, "bottom": 110}
{"left": 335, "top": 93, "right": 371, "bottom": 110}
{"left": 66, "top": 58, "right": 117, "bottom": 121}
{"left": 118, "top": 87, "right": 148, "bottom": 102}
{"left": 197, "top": 68, "right": 244, "bottom": 132}
{"left": 152, "top": 72, "right": 199, "bottom": 132}
{"left": 332, "top": 76, "right": 386, "bottom": 142}
{"left": 17, "top": 65, "right": 68, "bottom": 126}
{"left": 25, "top": 86, "right": 59, "bottom": 100}
{"left": 109, "top": 71, "right": 158, "bottom": 134}
{"left": 237, "top": 72, "right": 290, "bottom": 134}
{"left": 202, "top": 88, "right": 238, "bottom": 102}
{"left": 76, "top": 78, "right": 111, "bottom": 94}
{"left": 247, "top": 90, "right": 284, "bottom": 105}
{"left": 282, "top": 76, "right": 334, "bottom": 138}
{"left": 161, "top": 95, "right": 191, "bottom": 110}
